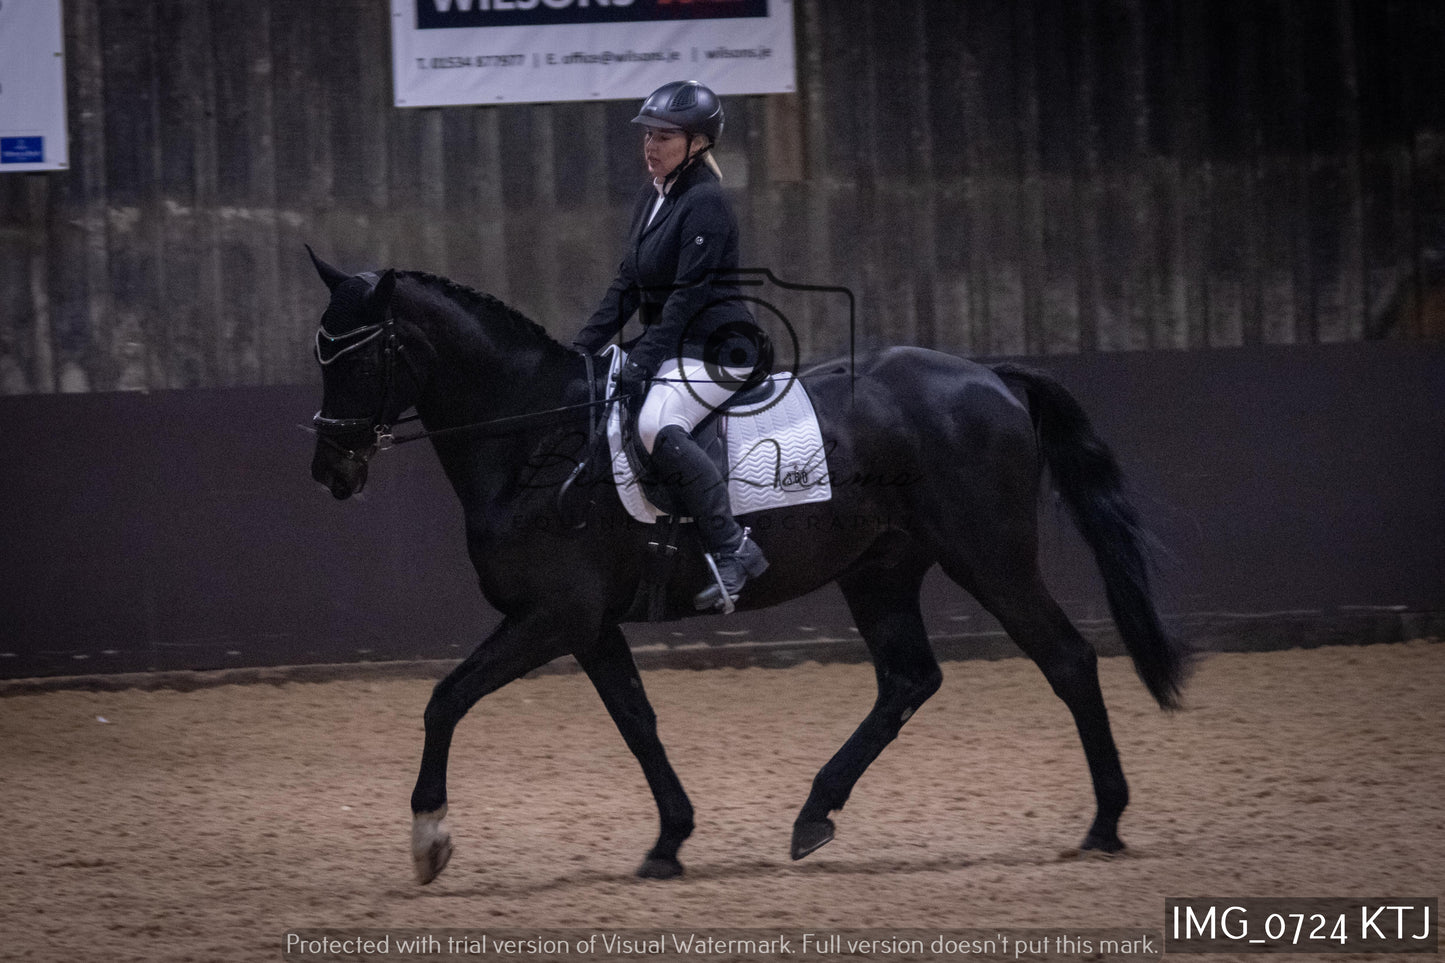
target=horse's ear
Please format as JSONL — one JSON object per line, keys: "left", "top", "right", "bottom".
{"left": 306, "top": 244, "right": 350, "bottom": 292}
{"left": 368, "top": 269, "right": 397, "bottom": 312}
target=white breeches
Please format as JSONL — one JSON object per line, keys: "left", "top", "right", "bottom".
{"left": 636, "top": 358, "right": 751, "bottom": 453}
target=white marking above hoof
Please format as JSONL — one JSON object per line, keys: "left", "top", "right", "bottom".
{"left": 411, "top": 806, "right": 453, "bottom": 885}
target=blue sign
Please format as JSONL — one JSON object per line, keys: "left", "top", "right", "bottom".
{"left": 1, "top": 137, "right": 45, "bottom": 164}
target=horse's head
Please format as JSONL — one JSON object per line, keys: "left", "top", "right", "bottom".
{"left": 307, "top": 248, "right": 427, "bottom": 500}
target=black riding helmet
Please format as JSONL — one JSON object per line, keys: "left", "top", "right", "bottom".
{"left": 631, "top": 80, "right": 725, "bottom": 144}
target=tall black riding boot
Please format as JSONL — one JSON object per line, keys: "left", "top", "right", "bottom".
{"left": 650, "top": 425, "right": 769, "bottom": 613}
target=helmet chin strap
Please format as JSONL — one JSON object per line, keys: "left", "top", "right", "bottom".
{"left": 661, "top": 134, "right": 713, "bottom": 188}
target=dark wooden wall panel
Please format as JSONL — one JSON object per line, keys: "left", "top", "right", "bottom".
{"left": 3, "top": 341, "right": 1440, "bottom": 679}
{"left": 1, "top": 0, "right": 1443, "bottom": 395}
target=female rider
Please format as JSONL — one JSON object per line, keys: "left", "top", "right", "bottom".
{"left": 572, "top": 80, "right": 768, "bottom": 613}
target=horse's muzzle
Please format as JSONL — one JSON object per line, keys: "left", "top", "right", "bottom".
{"left": 312, "top": 444, "right": 369, "bottom": 500}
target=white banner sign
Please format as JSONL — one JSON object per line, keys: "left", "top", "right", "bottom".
{"left": 0, "top": 0, "right": 68, "bottom": 172}
{"left": 391, "top": 0, "right": 794, "bottom": 108}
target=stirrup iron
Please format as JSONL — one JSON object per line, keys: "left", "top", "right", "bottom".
{"left": 701, "top": 551, "right": 736, "bottom": 615}
{"left": 695, "top": 528, "right": 768, "bottom": 615}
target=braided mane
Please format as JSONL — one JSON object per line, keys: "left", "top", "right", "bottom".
{"left": 399, "top": 270, "right": 567, "bottom": 353}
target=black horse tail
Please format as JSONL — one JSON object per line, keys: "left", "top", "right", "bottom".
{"left": 991, "top": 362, "right": 1191, "bottom": 710}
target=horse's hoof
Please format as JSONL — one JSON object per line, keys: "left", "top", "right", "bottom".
{"left": 636, "top": 856, "right": 684, "bottom": 880}
{"left": 1080, "top": 830, "right": 1125, "bottom": 854}
{"left": 790, "top": 818, "right": 835, "bottom": 860}
{"left": 412, "top": 807, "right": 454, "bottom": 885}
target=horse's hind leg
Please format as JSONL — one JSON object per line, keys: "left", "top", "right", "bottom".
{"left": 949, "top": 558, "right": 1130, "bottom": 853}
{"left": 792, "top": 556, "right": 942, "bottom": 860}
{"left": 575, "top": 623, "right": 695, "bottom": 879}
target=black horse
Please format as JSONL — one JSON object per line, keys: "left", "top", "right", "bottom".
{"left": 306, "top": 253, "right": 1189, "bottom": 885}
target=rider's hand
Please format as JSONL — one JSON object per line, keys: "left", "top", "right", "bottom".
{"left": 613, "top": 361, "right": 650, "bottom": 402}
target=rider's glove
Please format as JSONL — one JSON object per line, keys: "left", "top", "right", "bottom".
{"left": 613, "top": 360, "right": 650, "bottom": 402}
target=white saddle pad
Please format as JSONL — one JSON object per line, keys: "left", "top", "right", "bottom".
{"left": 601, "top": 346, "right": 834, "bottom": 524}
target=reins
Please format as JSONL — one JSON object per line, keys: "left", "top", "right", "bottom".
{"left": 303, "top": 394, "right": 621, "bottom": 450}
{"left": 304, "top": 346, "right": 618, "bottom": 455}
{"left": 406, "top": 397, "right": 621, "bottom": 446}
{"left": 308, "top": 269, "right": 812, "bottom": 462}
{"left": 312, "top": 375, "right": 787, "bottom": 453}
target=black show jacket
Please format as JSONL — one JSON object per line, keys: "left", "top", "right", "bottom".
{"left": 575, "top": 161, "right": 758, "bottom": 377}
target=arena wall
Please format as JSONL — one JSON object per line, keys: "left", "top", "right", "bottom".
{"left": 3, "top": 1, "right": 1444, "bottom": 683}
{"left": 1, "top": 340, "right": 1439, "bottom": 680}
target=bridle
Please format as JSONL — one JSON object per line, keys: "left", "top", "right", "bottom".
{"left": 308, "top": 279, "right": 613, "bottom": 475}
{"left": 311, "top": 275, "right": 423, "bottom": 471}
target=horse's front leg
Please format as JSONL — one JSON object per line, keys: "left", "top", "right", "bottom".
{"left": 575, "top": 623, "right": 694, "bottom": 879}
{"left": 409, "top": 611, "right": 577, "bottom": 884}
